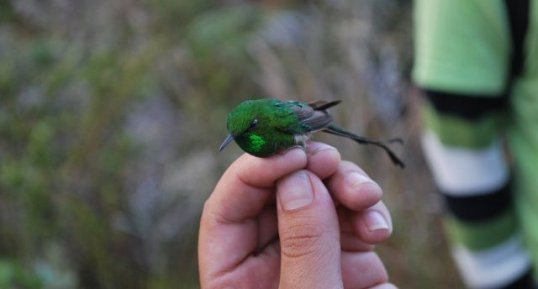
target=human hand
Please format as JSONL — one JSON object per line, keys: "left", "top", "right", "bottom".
{"left": 199, "top": 142, "right": 397, "bottom": 289}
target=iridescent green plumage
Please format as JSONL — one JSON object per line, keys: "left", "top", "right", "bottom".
{"left": 220, "top": 99, "right": 313, "bottom": 157}
{"left": 219, "top": 98, "right": 405, "bottom": 168}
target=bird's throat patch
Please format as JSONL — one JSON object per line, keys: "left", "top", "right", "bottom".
{"left": 249, "top": 134, "right": 266, "bottom": 152}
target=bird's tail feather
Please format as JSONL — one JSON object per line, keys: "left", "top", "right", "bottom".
{"left": 323, "top": 125, "right": 405, "bottom": 168}
{"left": 308, "top": 100, "right": 342, "bottom": 111}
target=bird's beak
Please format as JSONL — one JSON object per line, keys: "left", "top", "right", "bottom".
{"left": 218, "top": 134, "right": 234, "bottom": 152}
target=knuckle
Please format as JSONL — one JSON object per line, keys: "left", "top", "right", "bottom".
{"left": 279, "top": 221, "right": 326, "bottom": 258}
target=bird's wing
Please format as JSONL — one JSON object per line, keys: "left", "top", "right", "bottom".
{"left": 288, "top": 101, "right": 334, "bottom": 133}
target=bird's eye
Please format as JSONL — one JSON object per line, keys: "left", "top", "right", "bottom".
{"left": 249, "top": 118, "right": 258, "bottom": 129}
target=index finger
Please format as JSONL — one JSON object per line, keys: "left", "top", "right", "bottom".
{"left": 199, "top": 148, "right": 307, "bottom": 284}
{"left": 208, "top": 148, "right": 307, "bottom": 222}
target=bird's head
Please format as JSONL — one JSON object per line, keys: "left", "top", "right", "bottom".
{"left": 219, "top": 100, "right": 262, "bottom": 152}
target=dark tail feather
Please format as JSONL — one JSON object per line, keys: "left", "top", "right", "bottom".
{"left": 309, "top": 100, "right": 342, "bottom": 111}
{"left": 323, "top": 125, "right": 405, "bottom": 168}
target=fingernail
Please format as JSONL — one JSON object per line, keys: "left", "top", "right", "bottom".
{"left": 364, "top": 211, "right": 390, "bottom": 232}
{"left": 346, "top": 171, "right": 379, "bottom": 190}
{"left": 279, "top": 171, "right": 314, "bottom": 211}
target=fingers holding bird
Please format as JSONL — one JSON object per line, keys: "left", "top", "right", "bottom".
{"left": 289, "top": 143, "right": 391, "bottom": 246}
{"left": 205, "top": 142, "right": 390, "bottom": 257}
{"left": 252, "top": 145, "right": 391, "bottom": 253}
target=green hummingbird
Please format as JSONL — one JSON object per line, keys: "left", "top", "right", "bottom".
{"left": 219, "top": 98, "right": 404, "bottom": 168}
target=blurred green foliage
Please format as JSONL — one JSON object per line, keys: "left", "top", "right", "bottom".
{"left": 0, "top": 0, "right": 463, "bottom": 288}
{"left": 0, "top": 259, "right": 41, "bottom": 289}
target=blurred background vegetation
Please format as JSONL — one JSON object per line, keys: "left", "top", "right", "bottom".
{"left": 0, "top": 0, "right": 464, "bottom": 288}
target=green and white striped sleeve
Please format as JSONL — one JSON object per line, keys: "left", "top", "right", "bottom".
{"left": 414, "top": 0, "right": 535, "bottom": 288}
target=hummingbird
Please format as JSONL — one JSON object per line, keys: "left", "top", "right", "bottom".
{"left": 219, "top": 99, "right": 405, "bottom": 168}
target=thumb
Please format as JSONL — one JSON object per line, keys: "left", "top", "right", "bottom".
{"left": 276, "top": 170, "right": 343, "bottom": 289}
